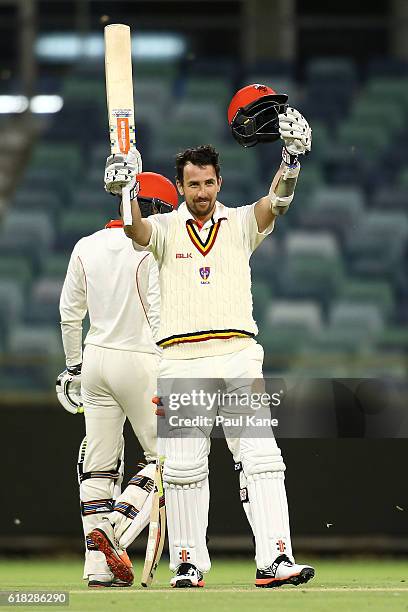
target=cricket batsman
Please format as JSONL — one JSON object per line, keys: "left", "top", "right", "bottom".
{"left": 103, "top": 83, "right": 315, "bottom": 588}
{"left": 56, "top": 170, "right": 178, "bottom": 587}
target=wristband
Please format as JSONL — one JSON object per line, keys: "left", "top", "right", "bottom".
{"left": 129, "top": 180, "right": 140, "bottom": 202}
{"left": 282, "top": 147, "right": 299, "bottom": 168}
{"left": 67, "top": 363, "right": 82, "bottom": 376}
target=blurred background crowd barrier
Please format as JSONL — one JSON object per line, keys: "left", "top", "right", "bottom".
{"left": 0, "top": 0, "right": 407, "bottom": 553}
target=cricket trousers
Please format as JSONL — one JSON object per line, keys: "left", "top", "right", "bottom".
{"left": 158, "top": 341, "right": 293, "bottom": 573}
{"left": 78, "top": 344, "right": 159, "bottom": 577}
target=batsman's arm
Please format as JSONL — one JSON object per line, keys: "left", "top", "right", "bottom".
{"left": 254, "top": 106, "right": 311, "bottom": 233}
{"left": 146, "top": 256, "right": 161, "bottom": 343}
{"left": 254, "top": 156, "right": 301, "bottom": 233}
{"left": 59, "top": 246, "right": 88, "bottom": 367}
{"left": 123, "top": 196, "right": 152, "bottom": 246}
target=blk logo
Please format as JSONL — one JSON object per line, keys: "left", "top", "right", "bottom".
{"left": 176, "top": 253, "right": 192, "bottom": 259}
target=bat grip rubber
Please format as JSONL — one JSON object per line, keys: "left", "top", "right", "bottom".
{"left": 122, "top": 184, "right": 133, "bottom": 226}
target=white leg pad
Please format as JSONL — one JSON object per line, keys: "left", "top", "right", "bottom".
{"left": 78, "top": 435, "right": 124, "bottom": 577}
{"left": 240, "top": 438, "right": 293, "bottom": 569}
{"left": 165, "top": 480, "right": 210, "bottom": 572}
{"left": 163, "top": 433, "right": 211, "bottom": 572}
{"left": 109, "top": 462, "right": 156, "bottom": 550}
{"left": 83, "top": 550, "right": 112, "bottom": 580}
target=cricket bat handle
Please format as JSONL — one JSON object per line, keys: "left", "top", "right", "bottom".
{"left": 122, "top": 183, "right": 133, "bottom": 226}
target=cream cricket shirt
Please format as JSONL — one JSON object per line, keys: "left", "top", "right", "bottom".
{"left": 60, "top": 222, "right": 160, "bottom": 367}
{"left": 138, "top": 201, "right": 274, "bottom": 359}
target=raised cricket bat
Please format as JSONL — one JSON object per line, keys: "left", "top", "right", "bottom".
{"left": 104, "top": 23, "right": 136, "bottom": 225}
{"left": 141, "top": 456, "right": 166, "bottom": 587}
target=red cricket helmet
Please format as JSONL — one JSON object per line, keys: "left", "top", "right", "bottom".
{"left": 137, "top": 171, "right": 178, "bottom": 217}
{"left": 227, "top": 83, "right": 288, "bottom": 148}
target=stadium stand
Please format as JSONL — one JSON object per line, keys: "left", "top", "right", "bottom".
{"left": 0, "top": 55, "right": 407, "bottom": 392}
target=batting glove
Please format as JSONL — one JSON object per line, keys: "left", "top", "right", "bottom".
{"left": 104, "top": 146, "right": 142, "bottom": 196}
{"left": 56, "top": 364, "right": 83, "bottom": 415}
{"left": 278, "top": 107, "right": 312, "bottom": 159}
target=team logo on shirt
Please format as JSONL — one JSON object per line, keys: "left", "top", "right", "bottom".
{"left": 199, "top": 267, "right": 210, "bottom": 284}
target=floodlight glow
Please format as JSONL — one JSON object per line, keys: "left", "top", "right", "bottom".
{"left": 30, "top": 95, "right": 64, "bottom": 114}
{"left": 133, "top": 34, "right": 185, "bottom": 59}
{"left": 36, "top": 33, "right": 186, "bottom": 62}
{"left": 0, "top": 95, "right": 29, "bottom": 113}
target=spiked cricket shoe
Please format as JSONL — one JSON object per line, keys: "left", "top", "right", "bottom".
{"left": 170, "top": 563, "right": 205, "bottom": 588}
{"left": 255, "top": 554, "right": 315, "bottom": 588}
{"left": 87, "top": 518, "right": 134, "bottom": 585}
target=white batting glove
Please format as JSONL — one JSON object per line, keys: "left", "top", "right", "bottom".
{"left": 56, "top": 365, "right": 83, "bottom": 415}
{"left": 104, "top": 146, "right": 142, "bottom": 196}
{"left": 278, "top": 107, "right": 312, "bottom": 157}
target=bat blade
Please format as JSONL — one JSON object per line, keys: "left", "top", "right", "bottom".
{"left": 141, "top": 457, "right": 166, "bottom": 587}
{"left": 104, "top": 23, "right": 136, "bottom": 155}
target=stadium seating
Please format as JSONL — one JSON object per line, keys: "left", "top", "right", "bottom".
{"left": 278, "top": 231, "right": 344, "bottom": 304}
{"left": 5, "top": 324, "right": 62, "bottom": 390}
{"left": 183, "top": 76, "right": 232, "bottom": 107}
{"left": 18, "top": 167, "right": 72, "bottom": 203}
{"left": 350, "top": 99, "right": 405, "bottom": 134}
{"left": 0, "top": 256, "right": 33, "bottom": 289}
{"left": 338, "top": 279, "right": 394, "bottom": 319}
{"left": 261, "top": 300, "right": 323, "bottom": 369}
{"left": 345, "top": 211, "right": 408, "bottom": 278}
{"left": 41, "top": 253, "right": 70, "bottom": 279}
{"left": 329, "top": 301, "right": 384, "bottom": 336}
{"left": 25, "top": 277, "right": 64, "bottom": 324}
{"left": 337, "top": 122, "right": 391, "bottom": 161}
{"left": 0, "top": 279, "right": 25, "bottom": 341}
{"left": 58, "top": 211, "right": 107, "bottom": 251}
{"left": 372, "top": 187, "right": 408, "bottom": 212}
{"left": 30, "top": 143, "right": 82, "bottom": 178}
{"left": 297, "top": 186, "right": 365, "bottom": 240}
{"left": 0, "top": 211, "right": 55, "bottom": 261}
{"left": 1, "top": 55, "right": 407, "bottom": 392}
{"left": 12, "top": 189, "right": 63, "bottom": 218}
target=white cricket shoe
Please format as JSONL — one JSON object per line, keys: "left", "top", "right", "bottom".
{"left": 170, "top": 563, "right": 205, "bottom": 588}
{"left": 255, "top": 554, "right": 315, "bottom": 588}
{"left": 88, "top": 573, "right": 133, "bottom": 588}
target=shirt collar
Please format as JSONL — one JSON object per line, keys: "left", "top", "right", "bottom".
{"left": 178, "top": 201, "right": 229, "bottom": 227}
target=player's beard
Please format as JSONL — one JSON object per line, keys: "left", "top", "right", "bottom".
{"left": 186, "top": 196, "right": 216, "bottom": 220}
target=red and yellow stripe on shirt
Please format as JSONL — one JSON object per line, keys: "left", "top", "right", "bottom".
{"left": 186, "top": 219, "right": 224, "bottom": 256}
{"left": 158, "top": 329, "right": 254, "bottom": 348}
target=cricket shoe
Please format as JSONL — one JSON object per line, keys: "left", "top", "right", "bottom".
{"left": 170, "top": 563, "right": 205, "bottom": 588}
{"left": 87, "top": 518, "right": 134, "bottom": 585}
{"left": 88, "top": 574, "right": 133, "bottom": 588}
{"left": 255, "top": 554, "right": 315, "bottom": 588}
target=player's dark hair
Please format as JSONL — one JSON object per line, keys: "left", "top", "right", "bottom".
{"left": 175, "top": 145, "right": 220, "bottom": 183}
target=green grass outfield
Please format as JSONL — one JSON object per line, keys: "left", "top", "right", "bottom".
{"left": 1, "top": 557, "right": 407, "bottom": 611}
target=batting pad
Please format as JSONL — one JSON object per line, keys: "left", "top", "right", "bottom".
{"left": 109, "top": 462, "right": 156, "bottom": 549}
{"left": 83, "top": 549, "right": 112, "bottom": 580}
{"left": 165, "top": 479, "right": 211, "bottom": 573}
{"left": 163, "top": 434, "right": 211, "bottom": 572}
{"left": 245, "top": 471, "right": 293, "bottom": 569}
{"left": 237, "top": 437, "right": 293, "bottom": 569}
{"left": 78, "top": 435, "right": 125, "bottom": 542}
